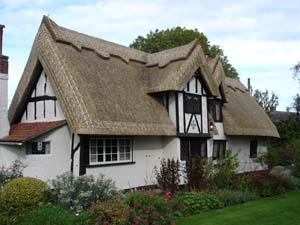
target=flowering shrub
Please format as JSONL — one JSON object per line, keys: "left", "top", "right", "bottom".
{"left": 233, "top": 171, "right": 292, "bottom": 197}
{"left": 154, "top": 158, "right": 181, "bottom": 194}
{"left": 0, "top": 160, "right": 24, "bottom": 189}
{"left": 50, "top": 172, "right": 119, "bottom": 212}
{"left": 172, "top": 192, "right": 223, "bottom": 216}
{"left": 89, "top": 198, "right": 130, "bottom": 225}
{"left": 125, "top": 191, "right": 175, "bottom": 225}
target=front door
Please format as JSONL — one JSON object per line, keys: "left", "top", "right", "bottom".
{"left": 180, "top": 138, "right": 207, "bottom": 161}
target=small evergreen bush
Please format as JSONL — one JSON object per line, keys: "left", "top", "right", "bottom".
{"left": 173, "top": 192, "right": 224, "bottom": 216}
{"left": 50, "top": 172, "right": 118, "bottom": 212}
{"left": 16, "top": 205, "right": 94, "bottom": 225}
{"left": 0, "top": 177, "right": 48, "bottom": 224}
{"left": 213, "top": 189, "right": 259, "bottom": 206}
{"left": 89, "top": 198, "right": 130, "bottom": 225}
{"left": 154, "top": 158, "right": 181, "bottom": 194}
{"left": 213, "top": 150, "right": 239, "bottom": 189}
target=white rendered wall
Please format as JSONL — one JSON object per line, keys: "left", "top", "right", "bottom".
{"left": 0, "top": 125, "right": 72, "bottom": 181}
{"left": 86, "top": 136, "right": 164, "bottom": 189}
{"left": 0, "top": 72, "right": 9, "bottom": 138}
{"left": 21, "top": 70, "right": 64, "bottom": 122}
{"left": 227, "top": 136, "right": 267, "bottom": 173}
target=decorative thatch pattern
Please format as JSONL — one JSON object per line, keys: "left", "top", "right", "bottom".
{"left": 223, "top": 78, "right": 280, "bottom": 137}
{"left": 8, "top": 16, "right": 279, "bottom": 138}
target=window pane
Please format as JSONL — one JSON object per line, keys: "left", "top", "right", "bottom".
{"left": 97, "top": 155, "right": 103, "bottom": 162}
{"left": 112, "top": 146, "right": 117, "bottom": 154}
{"left": 91, "top": 155, "right": 96, "bottom": 163}
{"left": 97, "top": 139, "right": 103, "bottom": 146}
{"left": 90, "top": 139, "right": 97, "bottom": 147}
{"left": 91, "top": 147, "right": 96, "bottom": 154}
{"left": 106, "top": 155, "right": 111, "bottom": 162}
{"left": 112, "top": 154, "right": 118, "bottom": 161}
{"left": 213, "top": 142, "right": 219, "bottom": 159}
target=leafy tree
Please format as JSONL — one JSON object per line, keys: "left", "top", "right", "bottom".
{"left": 292, "top": 94, "right": 300, "bottom": 115}
{"left": 253, "top": 89, "right": 279, "bottom": 113}
{"left": 293, "top": 62, "right": 300, "bottom": 81}
{"left": 130, "top": 27, "right": 238, "bottom": 78}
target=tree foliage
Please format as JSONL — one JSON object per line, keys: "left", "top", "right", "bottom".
{"left": 130, "top": 27, "right": 238, "bottom": 78}
{"left": 292, "top": 94, "right": 300, "bottom": 115}
{"left": 293, "top": 62, "right": 300, "bottom": 81}
{"left": 253, "top": 89, "right": 279, "bottom": 113}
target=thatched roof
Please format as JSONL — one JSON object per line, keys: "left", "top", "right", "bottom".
{"left": 223, "top": 78, "right": 279, "bottom": 137}
{"left": 8, "top": 16, "right": 279, "bottom": 137}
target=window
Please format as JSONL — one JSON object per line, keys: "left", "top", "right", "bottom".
{"left": 89, "top": 137, "right": 132, "bottom": 165}
{"left": 213, "top": 140, "right": 226, "bottom": 160}
{"left": 208, "top": 99, "right": 222, "bottom": 122}
{"left": 180, "top": 138, "right": 207, "bottom": 161}
{"left": 184, "top": 94, "right": 202, "bottom": 114}
{"left": 26, "top": 141, "right": 50, "bottom": 155}
{"left": 250, "top": 140, "right": 258, "bottom": 158}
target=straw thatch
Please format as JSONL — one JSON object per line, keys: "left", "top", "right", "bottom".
{"left": 8, "top": 16, "right": 279, "bottom": 138}
{"left": 223, "top": 78, "right": 279, "bottom": 137}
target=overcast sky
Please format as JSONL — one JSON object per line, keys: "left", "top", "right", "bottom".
{"left": 1, "top": 0, "right": 299, "bottom": 111}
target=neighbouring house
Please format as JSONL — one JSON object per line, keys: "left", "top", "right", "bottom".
{"left": 0, "top": 17, "right": 279, "bottom": 189}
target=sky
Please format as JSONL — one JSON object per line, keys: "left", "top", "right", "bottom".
{"left": 1, "top": 0, "right": 299, "bottom": 111}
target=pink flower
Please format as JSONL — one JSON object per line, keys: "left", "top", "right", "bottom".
{"left": 103, "top": 220, "right": 109, "bottom": 225}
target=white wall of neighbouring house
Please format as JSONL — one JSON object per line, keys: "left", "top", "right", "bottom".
{"left": 227, "top": 136, "right": 267, "bottom": 173}
{"left": 86, "top": 136, "right": 165, "bottom": 190}
{"left": 0, "top": 125, "right": 72, "bottom": 181}
{"left": 0, "top": 72, "right": 9, "bottom": 138}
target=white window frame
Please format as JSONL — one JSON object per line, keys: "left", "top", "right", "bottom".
{"left": 25, "top": 141, "right": 51, "bottom": 155}
{"left": 89, "top": 137, "right": 133, "bottom": 165}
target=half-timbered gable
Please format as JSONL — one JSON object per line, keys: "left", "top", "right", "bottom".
{"left": 21, "top": 69, "right": 64, "bottom": 122}
{"left": 176, "top": 69, "right": 209, "bottom": 135}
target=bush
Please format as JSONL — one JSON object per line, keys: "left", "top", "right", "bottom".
{"left": 50, "top": 172, "right": 119, "bottom": 212}
{"left": 0, "top": 177, "right": 48, "bottom": 224}
{"left": 173, "top": 192, "right": 223, "bottom": 216}
{"left": 0, "top": 160, "right": 24, "bottom": 189}
{"left": 185, "top": 156, "right": 213, "bottom": 191}
{"left": 233, "top": 171, "right": 292, "bottom": 197}
{"left": 212, "top": 189, "right": 259, "bottom": 207}
{"left": 290, "top": 176, "right": 300, "bottom": 188}
{"left": 89, "top": 198, "right": 130, "bottom": 225}
{"left": 125, "top": 191, "right": 175, "bottom": 225}
{"left": 154, "top": 158, "right": 181, "bottom": 194}
{"left": 213, "top": 150, "right": 239, "bottom": 189}
{"left": 16, "top": 205, "right": 94, "bottom": 225}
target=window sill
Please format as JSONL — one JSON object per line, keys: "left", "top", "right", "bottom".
{"left": 86, "top": 161, "right": 136, "bottom": 168}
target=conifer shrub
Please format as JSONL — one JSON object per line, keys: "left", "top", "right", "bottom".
{"left": 0, "top": 177, "right": 48, "bottom": 224}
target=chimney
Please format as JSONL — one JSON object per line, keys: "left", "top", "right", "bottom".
{"left": 0, "top": 24, "right": 9, "bottom": 138}
{"left": 247, "top": 78, "right": 253, "bottom": 96}
{"left": 270, "top": 106, "right": 276, "bottom": 112}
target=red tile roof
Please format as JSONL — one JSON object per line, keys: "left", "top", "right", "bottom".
{"left": 0, "top": 120, "right": 66, "bottom": 142}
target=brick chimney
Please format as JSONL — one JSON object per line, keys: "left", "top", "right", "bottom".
{"left": 0, "top": 24, "right": 9, "bottom": 138}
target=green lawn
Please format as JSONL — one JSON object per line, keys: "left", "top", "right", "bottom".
{"left": 177, "top": 190, "right": 300, "bottom": 225}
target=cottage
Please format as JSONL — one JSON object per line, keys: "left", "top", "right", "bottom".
{"left": 0, "top": 17, "right": 279, "bottom": 189}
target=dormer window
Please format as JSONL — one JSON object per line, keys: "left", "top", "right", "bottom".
{"left": 208, "top": 99, "right": 222, "bottom": 122}
{"left": 184, "top": 93, "right": 202, "bottom": 114}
